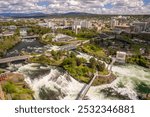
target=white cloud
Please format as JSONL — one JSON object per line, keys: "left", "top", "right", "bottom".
{"left": 0, "top": 0, "right": 149, "bottom": 14}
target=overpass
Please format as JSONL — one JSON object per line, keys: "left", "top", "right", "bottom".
{"left": 76, "top": 72, "right": 98, "bottom": 100}
{"left": 0, "top": 55, "right": 32, "bottom": 64}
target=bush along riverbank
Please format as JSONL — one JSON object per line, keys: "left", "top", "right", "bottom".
{"left": 28, "top": 50, "right": 116, "bottom": 86}
{"left": 60, "top": 52, "right": 116, "bottom": 86}
{"left": 0, "top": 35, "right": 20, "bottom": 57}
{"left": 1, "top": 73, "right": 34, "bottom": 100}
{"left": 127, "top": 55, "right": 150, "bottom": 68}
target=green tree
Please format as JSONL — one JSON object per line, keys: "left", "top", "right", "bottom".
{"left": 89, "top": 58, "right": 97, "bottom": 69}
{"left": 97, "top": 61, "right": 105, "bottom": 71}
{"left": 2, "top": 82, "right": 17, "bottom": 94}
{"left": 70, "top": 52, "right": 76, "bottom": 58}
{"left": 76, "top": 57, "right": 87, "bottom": 66}
{"left": 136, "top": 82, "right": 150, "bottom": 99}
{"left": 61, "top": 57, "right": 76, "bottom": 66}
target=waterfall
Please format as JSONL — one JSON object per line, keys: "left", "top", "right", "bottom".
{"left": 14, "top": 62, "right": 150, "bottom": 100}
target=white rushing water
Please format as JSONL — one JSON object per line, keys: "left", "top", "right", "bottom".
{"left": 16, "top": 62, "right": 150, "bottom": 100}
{"left": 17, "top": 63, "right": 85, "bottom": 100}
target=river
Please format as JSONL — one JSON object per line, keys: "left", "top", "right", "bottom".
{"left": 4, "top": 39, "right": 150, "bottom": 100}
{"left": 9, "top": 63, "right": 148, "bottom": 100}
{"left": 5, "top": 38, "right": 60, "bottom": 57}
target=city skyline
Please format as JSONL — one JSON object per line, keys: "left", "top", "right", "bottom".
{"left": 0, "top": 0, "right": 150, "bottom": 15}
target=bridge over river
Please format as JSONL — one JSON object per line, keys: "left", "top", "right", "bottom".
{"left": 76, "top": 72, "right": 98, "bottom": 100}
{"left": 0, "top": 55, "right": 32, "bottom": 64}
{"left": 20, "top": 35, "right": 39, "bottom": 39}
{"left": 76, "top": 58, "right": 116, "bottom": 100}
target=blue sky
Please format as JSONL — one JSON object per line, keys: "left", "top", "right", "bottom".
{"left": 0, "top": 0, "right": 149, "bottom": 14}
{"left": 144, "top": 0, "right": 150, "bottom": 4}
{"left": 37, "top": 1, "right": 49, "bottom": 7}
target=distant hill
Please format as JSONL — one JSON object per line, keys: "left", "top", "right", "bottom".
{"left": 0, "top": 12, "right": 149, "bottom": 18}
{"left": 0, "top": 13, "right": 47, "bottom": 18}
{"left": 0, "top": 12, "right": 105, "bottom": 18}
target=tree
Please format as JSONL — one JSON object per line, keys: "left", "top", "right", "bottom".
{"left": 61, "top": 57, "right": 76, "bottom": 66}
{"left": 145, "top": 47, "right": 150, "bottom": 56}
{"left": 76, "top": 57, "right": 87, "bottom": 66}
{"left": 70, "top": 52, "right": 76, "bottom": 58}
{"left": 89, "top": 58, "right": 97, "bottom": 69}
{"left": 136, "top": 82, "right": 150, "bottom": 99}
{"left": 97, "top": 62, "right": 105, "bottom": 71}
{"left": 2, "top": 82, "right": 17, "bottom": 94}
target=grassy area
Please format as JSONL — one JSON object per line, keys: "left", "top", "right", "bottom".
{"left": 29, "top": 51, "right": 66, "bottom": 66}
{"left": 1, "top": 75, "right": 34, "bottom": 100}
{"left": 0, "top": 70, "right": 4, "bottom": 74}
{"left": 29, "top": 50, "right": 112, "bottom": 86}
{"left": 64, "top": 64, "right": 112, "bottom": 86}
{"left": 61, "top": 52, "right": 111, "bottom": 85}
{"left": 77, "top": 37, "right": 90, "bottom": 40}
{"left": 40, "top": 35, "right": 53, "bottom": 44}
{"left": 64, "top": 65, "right": 95, "bottom": 83}
{"left": 78, "top": 44, "right": 106, "bottom": 59}
{"left": 0, "top": 36, "right": 20, "bottom": 57}
{"left": 56, "top": 28, "right": 99, "bottom": 40}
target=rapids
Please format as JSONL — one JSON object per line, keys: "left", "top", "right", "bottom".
{"left": 14, "top": 63, "right": 150, "bottom": 100}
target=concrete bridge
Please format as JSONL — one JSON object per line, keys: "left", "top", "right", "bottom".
{"left": 0, "top": 55, "right": 32, "bottom": 64}
{"left": 61, "top": 44, "right": 77, "bottom": 51}
{"left": 20, "top": 35, "right": 39, "bottom": 39}
{"left": 76, "top": 58, "right": 116, "bottom": 100}
{"left": 108, "top": 58, "right": 116, "bottom": 71}
{"left": 76, "top": 72, "right": 98, "bottom": 100}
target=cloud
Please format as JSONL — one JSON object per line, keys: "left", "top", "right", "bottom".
{"left": 0, "top": 0, "right": 149, "bottom": 14}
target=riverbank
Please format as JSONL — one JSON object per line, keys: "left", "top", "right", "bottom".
{"left": 0, "top": 36, "right": 21, "bottom": 57}
{"left": 92, "top": 72, "right": 116, "bottom": 86}
{"left": 27, "top": 50, "right": 115, "bottom": 86}
{"left": 127, "top": 55, "right": 150, "bottom": 68}
{"left": 0, "top": 73, "right": 34, "bottom": 100}
{"left": 13, "top": 63, "right": 150, "bottom": 100}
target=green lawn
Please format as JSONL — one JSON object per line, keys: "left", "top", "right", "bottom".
{"left": 79, "top": 44, "right": 106, "bottom": 59}
{"left": 2, "top": 80, "right": 34, "bottom": 100}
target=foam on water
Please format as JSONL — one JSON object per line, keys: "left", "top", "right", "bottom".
{"left": 16, "top": 62, "right": 150, "bottom": 100}
{"left": 18, "top": 64, "right": 85, "bottom": 100}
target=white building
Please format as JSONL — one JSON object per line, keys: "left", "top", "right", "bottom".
{"left": 80, "top": 20, "right": 92, "bottom": 29}
{"left": 111, "top": 18, "right": 119, "bottom": 29}
{"left": 38, "top": 21, "right": 56, "bottom": 29}
{"left": 132, "top": 22, "right": 148, "bottom": 33}
{"left": 116, "top": 51, "right": 127, "bottom": 63}
{"left": 20, "top": 28, "right": 27, "bottom": 37}
{"left": 111, "top": 16, "right": 127, "bottom": 29}
{"left": 114, "top": 25, "right": 131, "bottom": 33}
{"left": 52, "top": 34, "right": 74, "bottom": 42}
{"left": 38, "top": 22, "right": 48, "bottom": 27}
{"left": 48, "top": 22, "right": 55, "bottom": 29}
{"left": 8, "top": 25, "right": 17, "bottom": 30}
{"left": 72, "top": 20, "right": 92, "bottom": 29}
{"left": 72, "top": 20, "right": 92, "bottom": 34}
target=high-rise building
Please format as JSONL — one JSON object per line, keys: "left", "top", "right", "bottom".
{"left": 111, "top": 16, "right": 127, "bottom": 29}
